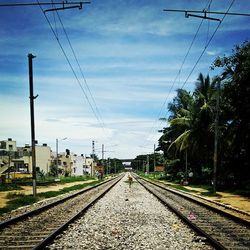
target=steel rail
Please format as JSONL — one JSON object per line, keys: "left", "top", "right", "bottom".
{"left": 137, "top": 176, "right": 250, "bottom": 227}
{"left": 135, "top": 177, "right": 225, "bottom": 250}
{"left": 0, "top": 175, "right": 120, "bottom": 229}
{"left": 33, "top": 174, "right": 123, "bottom": 249}
{"left": 0, "top": 174, "right": 124, "bottom": 249}
{"left": 135, "top": 175, "right": 250, "bottom": 250}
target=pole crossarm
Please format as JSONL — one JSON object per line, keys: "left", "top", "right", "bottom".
{"left": 163, "top": 9, "right": 250, "bottom": 18}
{"left": 0, "top": 1, "right": 91, "bottom": 10}
{"left": 186, "top": 13, "right": 221, "bottom": 22}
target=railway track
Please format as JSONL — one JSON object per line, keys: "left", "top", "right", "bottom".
{"left": 0, "top": 175, "right": 124, "bottom": 250}
{"left": 48, "top": 173, "right": 213, "bottom": 250}
{"left": 135, "top": 175, "right": 250, "bottom": 250}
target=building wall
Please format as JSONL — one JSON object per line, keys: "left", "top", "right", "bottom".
{"left": 58, "top": 153, "right": 73, "bottom": 176}
{"left": 0, "top": 139, "right": 18, "bottom": 174}
{"left": 35, "top": 145, "right": 51, "bottom": 174}
{"left": 0, "top": 138, "right": 17, "bottom": 152}
{"left": 0, "top": 138, "right": 96, "bottom": 177}
{"left": 71, "top": 155, "right": 94, "bottom": 176}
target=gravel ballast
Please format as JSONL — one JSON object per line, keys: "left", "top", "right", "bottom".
{"left": 49, "top": 174, "right": 213, "bottom": 250}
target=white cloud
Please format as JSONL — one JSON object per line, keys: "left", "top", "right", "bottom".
{"left": 1, "top": 0, "right": 249, "bottom": 158}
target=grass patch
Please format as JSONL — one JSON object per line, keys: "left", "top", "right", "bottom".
{"left": 6, "top": 191, "right": 26, "bottom": 199}
{"left": 189, "top": 184, "right": 211, "bottom": 190}
{"left": 59, "top": 176, "right": 96, "bottom": 183}
{"left": 0, "top": 184, "right": 23, "bottom": 192}
{"left": 0, "top": 195, "right": 39, "bottom": 215}
{"left": 232, "top": 190, "right": 250, "bottom": 198}
{"left": 166, "top": 184, "right": 199, "bottom": 193}
{"left": 200, "top": 191, "right": 222, "bottom": 197}
{"left": 12, "top": 176, "right": 96, "bottom": 186}
{"left": 39, "top": 180, "right": 100, "bottom": 199}
{"left": 0, "top": 180, "right": 101, "bottom": 216}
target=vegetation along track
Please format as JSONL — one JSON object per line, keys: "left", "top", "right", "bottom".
{"left": 0, "top": 175, "right": 124, "bottom": 250}
{"left": 135, "top": 175, "right": 250, "bottom": 250}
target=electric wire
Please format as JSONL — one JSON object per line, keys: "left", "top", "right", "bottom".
{"left": 36, "top": 1, "right": 107, "bottom": 133}
{"left": 51, "top": 0, "right": 58, "bottom": 37}
{"left": 180, "top": 0, "right": 235, "bottom": 90}
{"left": 53, "top": 8, "right": 106, "bottom": 130}
{"left": 144, "top": 19, "right": 204, "bottom": 143}
{"left": 205, "top": 1, "right": 212, "bottom": 46}
{"left": 145, "top": 0, "right": 234, "bottom": 151}
{"left": 143, "top": 0, "right": 212, "bottom": 146}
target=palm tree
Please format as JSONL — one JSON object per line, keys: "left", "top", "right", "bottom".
{"left": 167, "top": 73, "right": 217, "bottom": 179}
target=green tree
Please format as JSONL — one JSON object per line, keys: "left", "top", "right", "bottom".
{"left": 101, "top": 158, "right": 123, "bottom": 174}
{"left": 159, "top": 74, "right": 217, "bottom": 183}
{"left": 212, "top": 41, "right": 250, "bottom": 187}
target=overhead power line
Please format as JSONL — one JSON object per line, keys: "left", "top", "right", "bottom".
{"left": 36, "top": 1, "right": 107, "bottom": 133}
{"left": 144, "top": 0, "right": 213, "bottom": 145}
{"left": 180, "top": 0, "right": 236, "bottom": 90}
{"left": 53, "top": 7, "right": 106, "bottom": 130}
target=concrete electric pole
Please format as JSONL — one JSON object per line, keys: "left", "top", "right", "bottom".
{"left": 28, "top": 53, "right": 37, "bottom": 197}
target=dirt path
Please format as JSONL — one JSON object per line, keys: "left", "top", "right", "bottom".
{"left": 184, "top": 186, "right": 250, "bottom": 213}
{"left": 159, "top": 180, "right": 250, "bottom": 214}
{"left": 0, "top": 180, "right": 96, "bottom": 208}
{"left": 210, "top": 192, "right": 250, "bottom": 213}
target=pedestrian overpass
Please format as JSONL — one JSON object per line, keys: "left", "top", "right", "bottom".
{"left": 118, "top": 159, "right": 134, "bottom": 171}
{"left": 119, "top": 159, "right": 134, "bottom": 163}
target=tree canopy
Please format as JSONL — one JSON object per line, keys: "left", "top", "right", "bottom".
{"left": 156, "top": 41, "right": 250, "bottom": 188}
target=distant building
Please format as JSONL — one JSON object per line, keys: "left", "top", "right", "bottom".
{"left": 0, "top": 138, "right": 17, "bottom": 152}
{"left": 0, "top": 138, "right": 17, "bottom": 175}
{"left": 57, "top": 152, "right": 73, "bottom": 176}
{"left": 0, "top": 138, "right": 96, "bottom": 179}
{"left": 35, "top": 144, "right": 52, "bottom": 173}
{"left": 71, "top": 154, "right": 96, "bottom": 176}
{"left": 15, "top": 144, "right": 51, "bottom": 174}
{"left": 0, "top": 138, "right": 51, "bottom": 175}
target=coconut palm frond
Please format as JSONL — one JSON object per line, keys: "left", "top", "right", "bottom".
{"left": 170, "top": 117, "right": 191, "bottom": 127}
{"left": 168, "top": 130, "right": 191, "bottom": 152}
{"left": 179, "top": 108, "right": 191, "bottom": 117}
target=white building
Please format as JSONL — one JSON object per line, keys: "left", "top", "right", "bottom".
{"left": 71, "top": 155, "right": 96, "bottom": 176}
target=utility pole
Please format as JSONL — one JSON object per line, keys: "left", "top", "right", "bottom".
{"left": 92, "top": 140, "right": 95, "bottom": 157}
{"left": 107, "top": 158, "right": 110, "bottom": 175}
{"left": 102, "top": 144, "right": 104, "bottom": 160}
{"left": 213, "top": 79, "right": 220, "bottom": 193}
{"left": 56, "top": 138, "right": 58, "bottom": 176}
{"left": 56, "top": 137, "right": 67, "bottom": 176}
{"left": 142, "top": 160, "right": 145, "bottom": 172}
{"left": 146, "top": 155, "right": 149, "bottom": 174}
{"left": 185, "top": 149, "right": 188, "bottom": 183}
{"left": 91, "top": 140, "right": 95, "bottom": 176}
{"left": 28, "top": 53, "right": 37, "bottom": 197}
{"left": 153, "top": 144, "right": 156, "bottom": 171}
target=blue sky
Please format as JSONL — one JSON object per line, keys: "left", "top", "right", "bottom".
{"left": 0, "top": 0, "right": 249, "bottom": 158}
